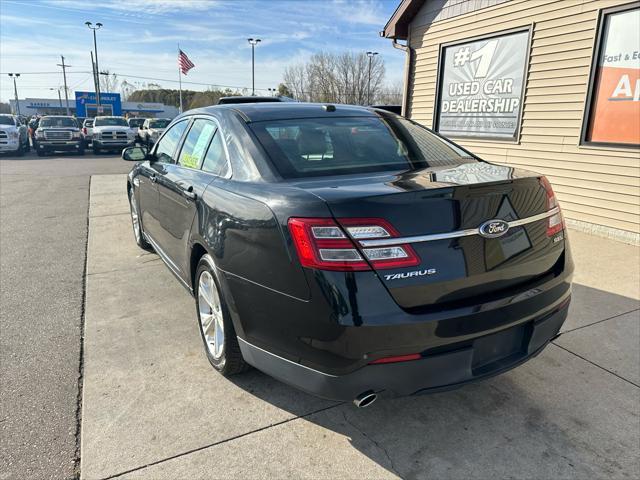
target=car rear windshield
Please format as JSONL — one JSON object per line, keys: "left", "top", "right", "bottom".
{"left": 128, "top": 119, "right": 145, "bottom": 127}
{"left": 249, "top": 115, "right": 476, "bottom": 179}
{"left": 0, "top": 115, "right": 15, "bottom": 126}
{"left": 94, "top": 117, "right": 128, "bottom": 127}
{"left": 149, "top": 119, "right": 170, "bottom": 128}
{"left": 40, "top": 117, "right": 78, "bottom": 128}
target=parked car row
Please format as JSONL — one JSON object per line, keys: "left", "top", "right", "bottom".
{"left": 1, "top": 114, "right": 172, "bottom": 157}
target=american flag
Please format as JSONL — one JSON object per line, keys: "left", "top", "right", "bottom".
{"left": 178, "top": 50, "right": 195, "bottom": 75}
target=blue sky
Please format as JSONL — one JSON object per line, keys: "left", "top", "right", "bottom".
{"left": 0, "top": 0, "right": 404, "bottom": 102}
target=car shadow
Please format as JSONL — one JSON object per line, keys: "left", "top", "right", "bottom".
{"left": 225, "top": 283, "right": 639, "bottom": 478}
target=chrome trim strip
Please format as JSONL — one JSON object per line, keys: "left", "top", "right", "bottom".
{"left": 358, "top": 207, "right": 561, "bottom": 247}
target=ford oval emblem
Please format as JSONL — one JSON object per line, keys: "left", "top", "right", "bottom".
{"left": 479, "top": 219, "right": 510, "bottom": 238}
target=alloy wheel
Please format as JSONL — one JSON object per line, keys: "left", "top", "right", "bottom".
{"left": 197, "top": 270, "right": 225, "bottom": 360}
{"left": 130, "top": 196, "right": 141, "bottom": 244}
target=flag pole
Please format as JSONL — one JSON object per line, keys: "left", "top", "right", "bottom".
{"left": 178, "top": 45, "right": 183, "bottom": 114}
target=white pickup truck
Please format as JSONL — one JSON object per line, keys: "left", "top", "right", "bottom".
{"left": 138, "top": 118, "right": 171, "bottom": 146}
{"left": 0, "top": 114, "right": 30, "bottom": 156}
{"left": 92, "top": 116, "right": 135, "bottom": 154}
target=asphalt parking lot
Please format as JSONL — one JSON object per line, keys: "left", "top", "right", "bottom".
{"left": 2, "top": 151, "right": 639, "bottom": 480}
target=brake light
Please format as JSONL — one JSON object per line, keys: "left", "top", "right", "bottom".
{"left": 83, "top": 127, "right": 87, "bottom": 135}
{"left": 339, "top": 218, "right": 420, "bottom": 269}
{"left": 288, "top": 217, "right": 420, "bottom": 271}
{"left": 540, "top": 176, "right": 564, "bottom": 236}
{"left": 288, "top": 218, "right": 369, "bottom": 271}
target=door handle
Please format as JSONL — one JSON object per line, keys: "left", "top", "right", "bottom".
{"left": 150, "top": 174, "right": 157, "bottom": 183}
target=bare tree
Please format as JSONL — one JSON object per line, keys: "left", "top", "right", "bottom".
{"left": 283, "top": 51, "right": 385, "bottom": 105}
{"left": 100, "top": 70, "right": 119, "bottom": 93}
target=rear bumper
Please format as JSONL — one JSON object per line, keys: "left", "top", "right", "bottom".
{"left": 238, "top": 300, "right": 569, "bottom": 401}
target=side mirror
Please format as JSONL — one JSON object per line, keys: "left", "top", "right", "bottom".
{"left": 122, "top": 146, "right": 148, "bottom": 161}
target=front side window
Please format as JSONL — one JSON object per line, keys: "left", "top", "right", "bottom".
{"left": 149, "top": 119, "right": 170, "bottom": 129}
{"left": 128, "top": 118, "right": 145, "bottom": 128}
{"left": 582, "top": 5, "right": 640, "bottom": 146}
{"left": 249, "top": 115, "right": 474, "bottom": 179}
{"left": 178, "top": 119, "right": 217, "bottom": 169}
{"left": 94, "top": 117, "right": 128, "bottom": 127}
{"left": 154, "top": 120, "right": 188, "bottom": 164}
{"left": 40, "top": 117, "right": 78, "bottom": 128}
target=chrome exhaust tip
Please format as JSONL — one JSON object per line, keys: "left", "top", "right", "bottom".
{"left": 353, "top": 390, "right": 377, "bottom": 408}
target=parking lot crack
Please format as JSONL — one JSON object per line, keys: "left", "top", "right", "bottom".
{"left": 99, "top": 402, "right": 344, "bottom": 480}
{"left": 551, "top": 343, "right": 640, "bottom": 389}
{"left": 73, "top": 175, "right": 91, "bottom": 479}
{"left": 341, "top": 410, "right": 401, "bottom": 478}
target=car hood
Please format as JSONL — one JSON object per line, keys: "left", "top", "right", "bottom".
{"left": 93, "top": 125, "right": 131, "bottom": 132}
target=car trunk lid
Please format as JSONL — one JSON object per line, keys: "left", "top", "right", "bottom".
{"left": 293, "top": 162, "right": 565, "bottom": 309}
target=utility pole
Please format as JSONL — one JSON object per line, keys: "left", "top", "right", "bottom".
{"left": 57, "top": 55, "right": 71, "bottom": 115}
{"left": 8, "top": 73, "right": 20, "bottom": 115}
{"left": 247, "top": 38, "right": 261, "bottom": 96}
{"left": 366, "top": 51, "right": 378, "bottom": 106}
{"left": 86, "top": 22, "right": 103, "bottom": 111}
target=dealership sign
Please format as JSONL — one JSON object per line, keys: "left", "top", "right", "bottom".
{"left": 435, "top": 29, "right": 530, "bottom": 140}
{"left": 586, "top": 7, "right": 639, "bottom": 146}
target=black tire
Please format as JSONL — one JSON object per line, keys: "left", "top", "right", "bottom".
{"left": 128, "top": 190, "right": 152, "bottom": 250}
{"left": 24, "top": 140, "right": 30, "bottom": 152}
{"left": 16, "top": 144, "right": 25, "bottom": 157}
{"left": 195, "top": 254, "right": 249, "bottom": 376}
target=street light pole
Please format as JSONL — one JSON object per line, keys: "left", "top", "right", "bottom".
{"left": 57, "top": 55, "right": 71, "bottom": 115}
{"left": 366, "top": 51, "right": 378, "bottom": 106}
{"left": 86, "top": 22, "right": 103, "bottom": 111}
{"left": 8, "top": 73, "right": 21, "bottom": 115}
{"left": 50, "top": 88, "right": 63, "bottom": 110}
{"left": 247, "top": 38, "right": 261, "bottom": 96}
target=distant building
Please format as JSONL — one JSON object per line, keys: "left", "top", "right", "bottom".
{"left": 383, "top": 0, "right": 639, "bottom": 243}
{"left": 10, "top": 91, "right": 178, "bottom": 119}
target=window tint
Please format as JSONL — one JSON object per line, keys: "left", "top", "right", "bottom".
{"left": 178, "top": 119, "right": 217, "bottom": 169}
{"left": 201, "top": 131, "right": 228, "bottom": 175}
{"left": 249, "top": 115, "right": 474, "bottom": 179}
{"left": 155, "top": 120, "right": 188, "bottom": 164}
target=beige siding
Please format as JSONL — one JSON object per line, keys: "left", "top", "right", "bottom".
{"left": 406, "top": 0, "right": 640, "bottom": 235}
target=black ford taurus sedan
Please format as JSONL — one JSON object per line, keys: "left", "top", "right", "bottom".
{"left": 124, "top": 103, "right": 572, "bottom": 407}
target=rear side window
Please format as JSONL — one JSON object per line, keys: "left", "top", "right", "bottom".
{"left": 178, "top": 119, "right": 216, "bottom": 169}
{"left": 155, "top": 120, "right": 188, "bottom": 164}
{"left": 201, "top": 132, "right": 228, "bottom": 175}
{"left": 249, "top": 115, "right": 474, "bottom": 178}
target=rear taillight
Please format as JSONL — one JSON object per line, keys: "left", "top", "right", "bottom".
{"left": 540, "top": 176, "right": 564, "bottom": 236}
{"left": 83, "top": 127, "right": 87, "bottom": 134}
{"left": 288, "top": 217, "right": 420, "bottom": 271}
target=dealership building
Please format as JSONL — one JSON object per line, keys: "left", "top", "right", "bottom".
{"left": 10, "top": 91, "right": 178, "bottom": 119}
{"left": 383, "top": 0, "right": 639, "bottom": 243}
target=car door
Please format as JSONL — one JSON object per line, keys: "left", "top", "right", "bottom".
{"left": 138, "top": 118, "right": 190, "bottom": 254}
{"left": 154, "top": 117, "right": 222, "bottom": 278}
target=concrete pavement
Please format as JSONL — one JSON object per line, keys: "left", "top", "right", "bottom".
{"left": 0, "top": 153, "right": 133, "bottom": 480}
{"left": 81, "top": 175, "right": 639, "bottom": 480}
